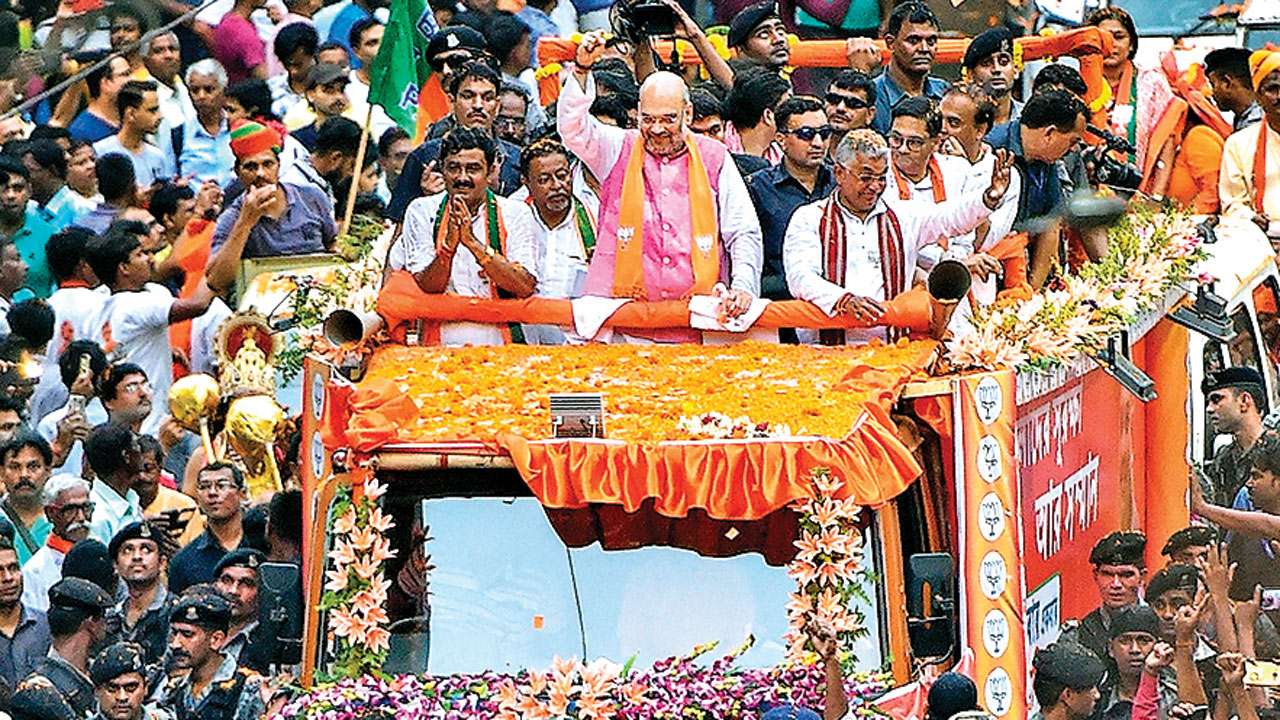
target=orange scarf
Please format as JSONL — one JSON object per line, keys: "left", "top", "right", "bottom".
{"left": 1254, "top": 120, "right": 1271, "bottom": 215}
{"left": 894, "top": 155, "right": 946, "bottom": 202}
{"left": 612, "top": 135, "right": 718, "bottom": 299}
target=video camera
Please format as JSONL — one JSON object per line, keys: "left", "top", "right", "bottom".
{"left": 610, "top": 0, "right": 678, "bottom": 40}
{"left": 1083, "top": 124, "right": 1143, "bottom": 192}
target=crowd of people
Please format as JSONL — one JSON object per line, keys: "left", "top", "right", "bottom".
{"left": 0, "top": 0, "right": 1272, "bottom": 716}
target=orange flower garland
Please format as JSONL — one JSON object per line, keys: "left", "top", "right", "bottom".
{"left": 358, "top": 340, "right": 937, "bottom": 444}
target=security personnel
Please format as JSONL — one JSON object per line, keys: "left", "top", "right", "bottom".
{"left": 212, "top": 550, "right": 273, "bottom": 673}
{"left": 1201, "top": 366, "right": 1269, "bottom": 507}
{"left": 1160, "top": 525, "right": 1217, "bottom": 568}
{"left": 1061, "top": 531, "right": 1146, "bottom": 660}
{"left": 108, "top": 522, "right": 177, "bottom": 667}
{"left": 89, "top": 642, "right": 173, "bottom": 720}
{"left": 1030, "top": 639, "right": 1105, "bottom": 720}
{"left": 9, "top": 674, "right": 78, "bottom": 720}
{"left": 28, "top": 577, "right": 116, "bottom": 719}
{"left": 160, "top": 595, "right": 267, "bottom": 720}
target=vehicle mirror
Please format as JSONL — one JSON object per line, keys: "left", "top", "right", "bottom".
{"left": 906, "top": 552, "right": 955, "bottom": 660}
{"left": 260, "top": 561, "right": 303, "bottom": 666}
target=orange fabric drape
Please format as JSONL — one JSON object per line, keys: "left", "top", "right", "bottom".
{"left": 981, "top": 232, "right": 1032, "bottom": 301}
{"left": 343, "top": 378, "right": 421, "bottom": 451}
{"left": 168, "top": 218, "right": 215, "bottom": 362}
{"left": 414, "top": 74, "right": 451, "bottom": 143}
{"left": 376, "top": 269, "right": 935, "bottom": 342}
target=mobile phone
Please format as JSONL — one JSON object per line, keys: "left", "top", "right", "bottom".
{"left": 1246, "top": 659, "right": 1280, "bottom": 687}
{"left": 66, "top": 394, "right": 85, "bottom": 416}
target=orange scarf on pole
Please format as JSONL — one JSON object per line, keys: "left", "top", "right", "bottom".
{"left": 894, "top": 155, "right": 946, "bottom": 202}
{"left": 612, "top": 135, "right": 719, "bottom": 299}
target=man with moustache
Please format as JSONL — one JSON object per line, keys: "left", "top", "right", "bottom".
{"left": 558, "top": 32, "right": 764, "bottom": 342}
{"left": 0, "top": 434, "right": 55, "bottom": 565}
{"left": 161, "top": 595, "right": 267, "bottom": 720}
{"left": 25, "top": 577, "right": 115, "bottom": 718}
{"left": 0, "top": 534, "right": 51, "bottom": 692}
{"left": 728, "top": 2, "right": 790, "bottom": 73}
{"left": 867, "top": 2, "right": 949, "bottom": 136}
{"left": 213, "top": 550, "right": 271, "bottom": 672}
{"left": 88, "top": 642, "right": 170, "bottom": 720}
{"left": 823, "top": 71, "right": 876, "bottom": 160}
{"left": 962, "top": 28, "right": 1021, "bottom": 126}
{"left": 23, "top": 476, "right": 94, "bottom": 613}
{"left": 390, "top": 128, "right": 539, "bottom": 346}
{"left": 518, "top": 139, "right": 596, "bottom": 345}
{"left": 108, "top": 523, "right": 174, "bottom": 667}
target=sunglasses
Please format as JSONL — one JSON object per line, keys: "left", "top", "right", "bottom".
{"left": 436, "top": 53, "right": 475, "bottom": 71}
{"left": 783, "top": 125, "right": 834, "bottom": 141}
{"left": 825, "top": 92, "right": 870, "bottom": 110}
{"left": 887, "top": 133, "right": 929, "bottom": 152}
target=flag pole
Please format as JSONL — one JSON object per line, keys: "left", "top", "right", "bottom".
{"left": 340, "top": 103, "right": 376, "bottom": 237}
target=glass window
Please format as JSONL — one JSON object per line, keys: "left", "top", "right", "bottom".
{"left": 1203, "top": 338, "right": 1227, "bottom": 459}
{"left": 371, "top": 495, "right": 885, "bottom": 675}
{"left": 1227, "top": 305, "right": 1263, "bottom": 373}
{"left": 1123, "top": 0, "right": 1235, "bottom": 37}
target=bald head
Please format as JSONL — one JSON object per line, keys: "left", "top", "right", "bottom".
{"left": 638, "top": 72, "right": 691, "bottom": 157}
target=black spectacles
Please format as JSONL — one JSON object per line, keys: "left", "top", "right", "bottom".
{"left": 825, "top": 92, "right": 870, "bottom": 110}
{"left": 888, "top": 133, "right": 929, "bottom": 152}
{"left": 783, "top": 125, "right": 834, "bottom": 141}
{"left": 435, "top": 53, "right": 475, "bottom": 71}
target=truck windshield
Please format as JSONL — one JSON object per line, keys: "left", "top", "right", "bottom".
{"left": 1124, "top": 0, "right": 1233, "bottom": 36}
{"left": 380, "top": 496, "right": 885, "bottom": 675}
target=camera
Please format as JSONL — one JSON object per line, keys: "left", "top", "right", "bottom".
{"left": 610, "top": 0, "right": 678, "bottom": 40}
{"left": 1083, "top": 124, "right": 1143, "bottom": 192}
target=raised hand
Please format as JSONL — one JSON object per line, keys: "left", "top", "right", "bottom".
{"left": 575, "top": 31, "right": 609, "bottom": 70}
{"left": 1203, "top": 542, "right": 1235, "bottom": 599}
{"left": 1174, "top": 593, "right": 1210, "bottom": 642}
{"left": 844, "top": 37, "right": 881, "bottom": 74}
{"left": 1145, "top": 641, "right": 1174, "bottom": 674}
{"left": 984, "top": 149, "right": 1014, "bottom": 208}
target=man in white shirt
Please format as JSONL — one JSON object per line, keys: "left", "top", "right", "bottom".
{"left": 342, "top": 17, "right": 394, "bottom": 139}
{"left": 141, "top": 31, "right": 192, "bottom": 121}
{"left": 21, "top": 475, "right": 93, "bottom": 612}
{"left": 83, "top": 423, "right": 142, "bottom": 546}
{"left": 516, "top": 139, "right": 595, "bottom": 345}
{"left": 37, "top": 342, "right": 109, "bottom": 477}
{"left": 85, "top": 221, "right": 216, "bottom": 435}
{"left": 392, "top": 128, "right": 539, "bottom": 347}
{"left": 783, "top": 129, "right": 1013, "bottom": 345}
{"left": 92, "top": 81, "right": 171, "bottom": 191}
{"left": 29, "top": 228, "right": 108, "bottom": 424}
{"left": 884, "top": 96, "right": 980, "bottom": 274}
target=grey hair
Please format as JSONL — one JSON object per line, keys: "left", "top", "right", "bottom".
{"left": 141, "top": 30, "right": 179, "bottom": 58}
{"left": 833, "top": 129, "right": 889, "bottom": 168}
{"left": 185, "top": 58, "right": 228, "bottom": 88}
{"left": 42, "top": 474, "right": 90, "bottom": 508}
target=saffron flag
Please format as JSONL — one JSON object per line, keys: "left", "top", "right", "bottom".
{"left": 367, "top": 0, "right": 437, "bottom": 136}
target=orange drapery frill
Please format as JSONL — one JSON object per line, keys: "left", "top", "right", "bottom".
{"left": 376, "top": 269, "right": 935, "bottom": 340}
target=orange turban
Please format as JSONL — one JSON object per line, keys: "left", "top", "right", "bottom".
{"left": 1249, "top": 49, "right": 1280, "bottom": 91}
{"left": 228, "top": 119, "right": 282, "bottom": 159}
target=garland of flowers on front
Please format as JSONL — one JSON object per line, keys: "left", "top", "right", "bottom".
{"left": 277, "top": 468, "right": 892, "bottom": 718}
{"left": 948, "top": 208, "right": 1206, "bottom": 370}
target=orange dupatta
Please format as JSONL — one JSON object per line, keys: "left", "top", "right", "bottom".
{"left": 1254, "top": 121, "right": 1271, "bottom": 215}
{"left": 893, "top": 155, "right": 947, "bottom": 203}
{"left": 612, "top": 134, "right": 718, "bottom": 299}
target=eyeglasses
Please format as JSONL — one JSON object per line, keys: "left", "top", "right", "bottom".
{"left": 121, "top": 379, "right": 151, "bottom": 394}
{"left": 783, "top": 125, "right": 834, "bottom": 142}
{"left": 825, "top": 92, "right": 870, "bottom": 110}
{"left": 887, "top": 133, "right": 929, "bottom": 152}
{"left": 437, "top": 53, "right": 475, "bottom": 70}
{"left": 54, "top": 502, "right": 94, "bottom": 517}
{"left": 195, "top": 479, "right": 239, "bottom": 493}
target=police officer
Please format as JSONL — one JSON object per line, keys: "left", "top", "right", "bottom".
{"left": 28, "top": 577, "right": 115, "bottom": 719}
{"left": 1160, "top": 525, "right": 1217, "bottom": 568}
{"left": 108, "top": 522, "right": 176, "bottom": 667}
{"left": 1201, "top": 367, "right": 1270, "bottom": 507}
{"left": 89, "top": 642, "right": 172, "bottom": 720}
{"left": 211, "top": 549, "right": 273, "bottom": 673}
{"left": 160, "top": 595, "right": 266, "bottom": 720}
{"left": 1030, "top": 639, "right": 1105, "bottom": 720}
{"left": 1062, "top": 531, "right": 1146, "bottom": 660}
{"left": 9, "top": 674, "right": 78, "bottom": 720}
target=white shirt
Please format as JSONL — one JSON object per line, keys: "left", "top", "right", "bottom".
{"left": 958, "top": 147, "right": 1022, "bottom": 309}
{"left": 92, "top": 284, "right": 176, "bottom": 435}
{"left": 88, "top": 479, "right": 142, "bottom": 547}
{"left": 556, "top": 72, "right": 764, "bottom": 296}
{"left": 345, "top": 71, "right": 396, "bottom": 141}
{"left": 783, "top": 191, "right": 993, "bottom": 343}
{"left": 38, "top": 397, "right": 109, "bottom": 478}
{"left": 30, "top": 285, "right": 109, "bottom": 424}
{"left": 528, "top": 201, "right": 592, "bottom": 299}
{"left": 268, "top": 74, "right": 308, "bottom": 120}
{"left": 92, "top": 136, "right": 172, "bottom": 189}
{"left": 21, "top": 542, "right": 67, "bottom": 612}
{"left": 391, "top": 192, "right": 540, "bottom": 346}
{"left": 886, "top": 153, "right": 980, "bottom": 270}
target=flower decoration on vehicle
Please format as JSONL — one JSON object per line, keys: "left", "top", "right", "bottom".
{"left": 784, "top": 468, "right": 872, "bottom": 663}
{"left": 948, "top": 209, "right": 1206, "bottom": 370}
{"left": 319, "top": 477, "right": 397, "bottom": 680}
{"left": 675, "top": 411, "right": 794, "bottom": 440}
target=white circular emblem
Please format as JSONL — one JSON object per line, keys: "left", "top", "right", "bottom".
{"left": 979, "top": 550, "right": 1008, "bottom": 600}
{"left": 310, "top": 433, "right": 325, "bottom": 476}
{"left": 982, "top": 608, "right": 1010, "bottom": 658}
{"left": 978, "top": 492, "right": 1006, "bottom": 541}
{"left": 983, "top": 667, "right": 1013, "bottom": 717}
{"left": 975, "top": 376, "right": 1003, "bottom": 425}
{"left": 977, "top": 435, "right": 1003, "bottom": 483}
{"left": 310, "top": 371, "right": 325, "bottom": 421}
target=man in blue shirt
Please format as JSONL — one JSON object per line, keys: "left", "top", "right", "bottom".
{"left": 67, "top": 54, "right": 132, "bottom": 144}
{"left": 746, "top": 96, "right": 837, "bottom": 302}
{"left": 984, "top": 90, "right": 1087, "bottom": 289}
{"left": 517, "top": 0, "right": 558, "bottom": 66}
{"left": 168, "top": 463, "right": 247, "bottom": 594}
{"left": 19, "top": 141, "right": 83, "bottom": 232}
{"left": 866, "top": 2, "right": 948, "bottom": 136}
{"left": 159, "top": 59, "right": 235, "bottom": 188}
{"left": 0, "top": 157, "right": 56, "bottom": 299}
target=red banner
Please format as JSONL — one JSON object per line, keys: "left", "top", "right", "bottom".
{"left": 957, "top": 372, "right": 1027, "bottom": 719}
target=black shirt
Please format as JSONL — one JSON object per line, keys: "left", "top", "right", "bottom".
{"left": 986, "top": 120, "right": 1065, "bottom": 232}
{"left": 168, "top": 529, "right": 244, "bottom": 594}
{"left": 745, "top": 162, "right": 838, "bottom": 299}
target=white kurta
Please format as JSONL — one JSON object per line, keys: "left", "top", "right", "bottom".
{"left": 887, "top": 153, "right": 981, "bottom": 270}
{"left": 783, "top": 191, "right": 993, "bottom": 343}
{"left": 390, "top": 192, "right": 540, "bottom": 347}
{"left": 1221, "top": 121, "right": 1280, "bottom": 233}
